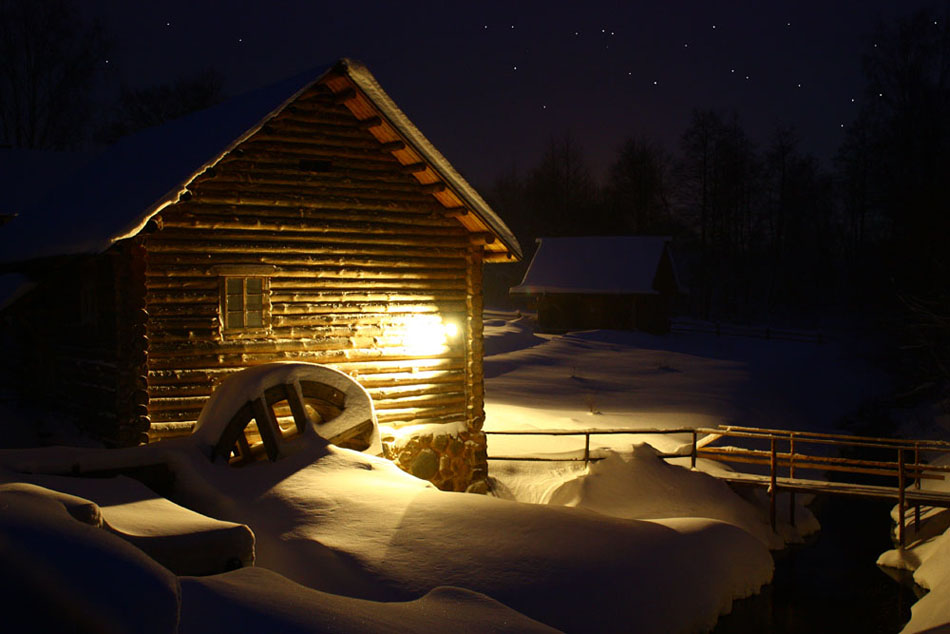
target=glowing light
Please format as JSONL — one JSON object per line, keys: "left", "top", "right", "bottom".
{"left": 402, "top": 315, "right": 460, "bottom": 356}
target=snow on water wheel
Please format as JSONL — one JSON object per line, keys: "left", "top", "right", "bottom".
{"left": 191, "top": 362, "right": 381, "bottom": 466}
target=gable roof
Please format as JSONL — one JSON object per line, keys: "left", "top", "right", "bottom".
{"left": 510, "top": 236, "right": 677, "bottom": 295}
{"left": 0, "top": 58, "right": 520, "bottom": 266}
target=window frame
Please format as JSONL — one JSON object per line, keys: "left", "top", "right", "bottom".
{"left": 214, "top": 265, "right": 275, "bottom": 339}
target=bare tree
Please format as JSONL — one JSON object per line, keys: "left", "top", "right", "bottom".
{"left": 98, "top": 70, "right": 225, "bottom": 143}
{"left": 604, "top": 136, "right": 670, "bottom": 235}
{"left": 0, "top": 0, "right": 109, "bottom": 149}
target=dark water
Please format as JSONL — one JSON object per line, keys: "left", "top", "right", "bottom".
{"left": 712, "top": 495, "right": 921, "bottom": 634}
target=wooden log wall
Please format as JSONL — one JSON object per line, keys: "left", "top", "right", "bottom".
{"left": 3, "top": 253, "right": 129, "bottom": 444}
{"left": 144, "top": 84, "right": 483, "bottom": 443}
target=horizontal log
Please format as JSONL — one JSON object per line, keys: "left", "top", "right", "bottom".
{"left": 420, "top": 182, "right": 446, "bottom": 194}
{"left": 400, "top": 162, "right": 427, "bottom": 174}
{"left": 190, "top": 173, "right": 445, "bottom": 201}
{"left": 160, "top": 210, "right": 458, "bottom": 234}
{"left": 264, "top": 118, "right": 374, "bottom": 141}
{"left": 374, "top": 394, "right": 466, "bottom": 411}
{"left": 196, "top": 163, "right": 428, "bottom": 192}
{"left": 246, "top": 132, "right": 382, "bottom": 153}
{"left": 215, "top": 153, "right": 419, "bottom": 179}
{"left": 357, "top": 116, "right": 382, "bottom": 129}
{"left": 148, "top": 235, "right": 468, "bottom": 255}
{"left": 269, "top": 290, "right": 466, "bottom": 303}
{"left": 147, "top": 348, "right": 464, "bottom": 371}
{"left": 145, "top": 244, "right": 464, "bottom": 268}
{"left": 145, "top": 251, "right": 465, "bottom": 273}
{"left": 379, "top": 140, "right": 406, "bottom": 152}
{"left": 169, "top": 201, "right": 454, "bottom": 226}
{"left": 331, "top": 87, "right": 356, "bottom": 104}
{"left": 270, "top": 301, "right": 466, "bottom": 315}
{"left": 190, "top": 191, "right": 445, "bottom": 215}
{"left": 367, "top": 383, "right": 466, "bottom": 401}
{"left": 239, "top": 139, "right": 402, "bottom": 165}
{"left": 146, "top": 359, "right": 464, "bottom": 387}
{"left": 147, "top": 262, "right": 466, "bottom": 284}
{"left": 380, "top": 414, "right": 469, "bottom": 431}
{"left": 376, "top": 404, "right": 467, "bottom": 424}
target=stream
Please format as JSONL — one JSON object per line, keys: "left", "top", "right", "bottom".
{"left": 712, "top": 495, "right": 921, "bottom": 633}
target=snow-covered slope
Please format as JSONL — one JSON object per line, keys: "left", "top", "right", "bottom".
{"left": 161, "top": 436, "right": 773, "bottom": 633}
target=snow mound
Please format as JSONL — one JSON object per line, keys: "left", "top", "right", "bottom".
{"left": 548, "top": 444, "right": 783, "bottom": 549}
{"left": 3, "top": 472, "right": 255, "bottom": 576}
{"left": 181, "top": 568, "right": 558, "bottom": 633}
{"left": 877, "top": 453, "right": 950, "bottom": 633}
{"left": 156, "top": 439, "right": 773, "bottom": 632}
{"left": 0, "top": 482, "right": 180, "bottom": 633}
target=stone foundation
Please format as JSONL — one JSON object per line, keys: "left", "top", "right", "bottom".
{"left": 381, "top": 426, "right": 488, "bottom": 493}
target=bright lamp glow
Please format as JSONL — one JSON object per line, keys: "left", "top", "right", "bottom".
{"left": 402, "top": 315, "right": 460, "bottom": 355}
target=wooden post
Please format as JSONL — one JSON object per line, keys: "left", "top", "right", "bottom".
{"left": 915, "top": 442, "right": 921, "bottom": 533}
{"left": 789, "top": 433, "right": 796, "bottom": 527}
{"left": 584, "top": 432, "right": 591, "bottom": 466}
{"left": 898, "top": 448, "right": 906, "bottom": 548}
{"left": 691, "top": 430, "right": 697, "bottom": 469}
{"left": 770, "top": 436, "right": 777, "bottom": 532}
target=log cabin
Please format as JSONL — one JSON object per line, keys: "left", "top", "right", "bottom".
{"left": 0, "top": 59, "right": 521, "bottom": 492}
{"left": 510, "top": 236, "right": 678, "bottom": 334}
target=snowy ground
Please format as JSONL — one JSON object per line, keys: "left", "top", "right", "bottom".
{"left": 0, "top": 310, "right": 901, "bottom": 632}
{"left": 482, "top": 310, "right": 885, "bottom": 519}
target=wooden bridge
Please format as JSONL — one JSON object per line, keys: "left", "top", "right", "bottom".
{"left": 486, "top": 425, "right": 950, "bottom": 548}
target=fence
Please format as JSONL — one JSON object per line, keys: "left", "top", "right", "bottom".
{"left": 486, "top": 424, "right": 950, "bottom": 547}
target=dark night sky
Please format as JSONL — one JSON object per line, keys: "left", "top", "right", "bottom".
{"left": 83, "top": 0, "right": 938, "bottom": 187}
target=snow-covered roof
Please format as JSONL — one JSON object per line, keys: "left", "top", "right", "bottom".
{"left": 510, "top": 236, "right": 675, "bottom": 295}
{"left": 0, "top": 59, "right": 520, "bottom": 265}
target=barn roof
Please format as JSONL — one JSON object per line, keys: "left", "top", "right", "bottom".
{"left": 510, "top": 236, "right": 677, "bottom": 295}
{"left": 0, "top": 58, "right": 520, "bottom": 265}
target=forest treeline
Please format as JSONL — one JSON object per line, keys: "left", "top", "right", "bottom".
{"left": 486, "top": 9, "right": 948, "bottom": 338}
{"left": 1, "top": 2, "right": 947, "bottom": 396}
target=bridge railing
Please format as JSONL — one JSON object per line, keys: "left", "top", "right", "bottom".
{"left": 485, "top": 424, "right": 950, "bottom": 548}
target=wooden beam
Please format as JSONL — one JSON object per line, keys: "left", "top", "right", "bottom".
{"left": 357, "top": 116, "right": 383, "bottom": 129}
{"left": 420, "top": 182, "right": 446, "bottom": 194}
{"left": 469, "top": 232, "right": 496, "bottom": 246}
{"left": 380, "top": 141, "right": 406, "bottom": 152}
{"left": 331, "top": 87, "right": 357, "bottom": 104}
{"left": 400, "top": 162, "right": 427, "bottom": 174}
{"left": 442, "top": 207, "right": 468, "bottom": 218}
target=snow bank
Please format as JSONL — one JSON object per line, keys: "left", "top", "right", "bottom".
{"left": 877, "top": 454, "right": 950, "bottom": 633}
{"left": 154, "top": 436, "right": 773, "bottom": 632}
{"left": 0, "top": 482, "right": 180, "bottom": 633}
{"left": 2, "top": 472, "right": 254, "bottom": 575}
{"left": 548, "top": 445, "right": 783, "bottom": 548}
{"left": 181, "top": 568, "right": 557, "bottom": 633}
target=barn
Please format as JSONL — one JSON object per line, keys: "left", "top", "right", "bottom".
{"left": 510, "top": 236, "right": 678, "bottom": 334}
{"left": 0, "top": 58, "right": 521, "bottom": 492}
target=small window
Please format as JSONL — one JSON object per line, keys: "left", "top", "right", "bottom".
{"left": 222, "top": 277, "right": 268, "bottom": 333}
